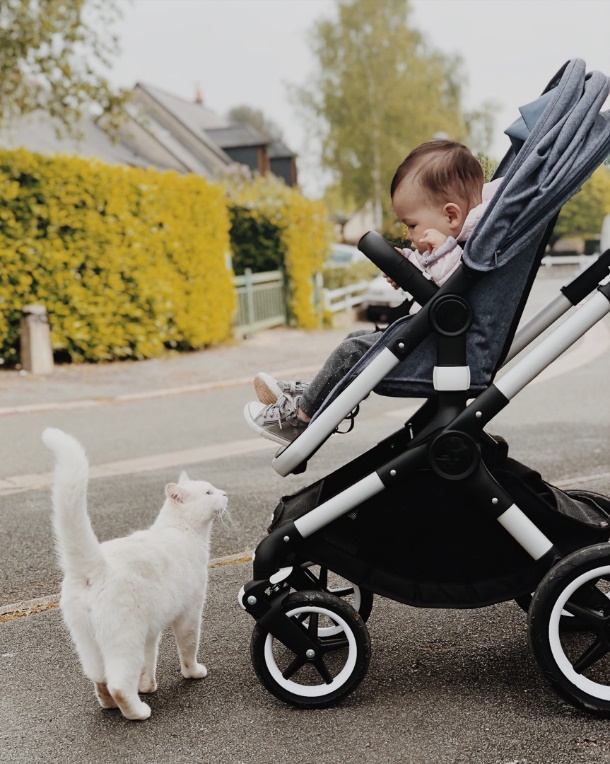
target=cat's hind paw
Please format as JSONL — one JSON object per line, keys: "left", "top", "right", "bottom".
{"left": 138, "top": 675, "right": 158, "bottom": 694}
{"left": 95, "top": 682, "right": 118, "bottom": 709}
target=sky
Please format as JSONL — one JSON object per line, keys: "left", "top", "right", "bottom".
{"left": 110, "top": 0, "right": 610, "bottom": 196}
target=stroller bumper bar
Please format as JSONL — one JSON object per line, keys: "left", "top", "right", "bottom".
{"left": 272, "top": 265, "right": 481, "bottom": 477}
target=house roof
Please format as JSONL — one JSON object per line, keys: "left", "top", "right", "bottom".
{"left": 0, "top": 110, "right": 170, "bottom": 171}
{"left": 267, "top": 139, "right": 295, "bottom": 159}
{"left": 0, "top": 82, "right": 297, "bottom": 183}
{"left": 206, "top": 124, "right": 267, "bottom": 149}
{"left": 135, "top": 82, "right": 227, "bottom": 131}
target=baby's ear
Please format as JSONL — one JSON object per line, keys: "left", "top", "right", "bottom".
{"left": 178, "top": 471, "right": 189, "bottom": 485}
{"left": 166, "top": 483, "right": 188, "bottom": 505}
{"left": 443, "top": 202, "right": 464, "bottom": 231}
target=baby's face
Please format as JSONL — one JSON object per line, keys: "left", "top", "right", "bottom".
{"left": 392, "top": 180, "right": 458, "bottom": 253}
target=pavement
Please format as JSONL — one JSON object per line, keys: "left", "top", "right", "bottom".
{"left": 1, "top": 268, "right": 610, "bottom": 764}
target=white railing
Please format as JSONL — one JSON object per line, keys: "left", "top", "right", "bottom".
{"left": 234, "top": 269, "right": 286, "bottom": 335}
{"left": 541, "top": 254, "right": 598, "bottom": 271}
{"left": 323, "top": 280, "right": 370, "bottom": 313}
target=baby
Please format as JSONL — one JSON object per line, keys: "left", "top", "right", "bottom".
{"left": 245, "top": 139, "right": 502, "bottom": 446}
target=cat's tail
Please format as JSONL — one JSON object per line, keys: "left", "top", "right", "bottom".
{"left": 42, "top": 428, "right": 105, "bottom": 578}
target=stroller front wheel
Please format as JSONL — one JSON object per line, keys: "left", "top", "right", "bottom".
{"left": 299, "top": 564, "right": 374, "bottom": 628}
{"left": 528, "top": 543, "right": 610, "bottom": 716}
{"left": 250, "top": 590, "right": 371, "bottom": 708}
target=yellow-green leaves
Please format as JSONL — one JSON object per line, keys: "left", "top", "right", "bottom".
{"left": 0, "top": 149, "right": 234, "bottom": 364}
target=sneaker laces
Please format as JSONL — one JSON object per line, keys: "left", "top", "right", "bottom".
{"left": 261, "top": 394, "right": 301, "bottom": 430}
{"left": 286, "top": 379, "right": 307, "bottom": 398}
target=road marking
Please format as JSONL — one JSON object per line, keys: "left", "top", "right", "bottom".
{"left": 0, "top": 438, "right": 273, "bottom": 497}
{"left": 0, "top": 365, "right": 321, "bottom": 418}
{"left": 0, "top": 550, "right": 255, "bottom": 621}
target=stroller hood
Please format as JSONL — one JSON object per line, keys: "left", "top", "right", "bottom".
{"left": 464, "top": 59, "right": 610, "bottom": 273}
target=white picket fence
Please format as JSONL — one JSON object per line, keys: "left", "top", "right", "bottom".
{"left": 234, "top": 269, "right": 286, "bottom": 335}
{"left": 323, "top": 280, "right": 370, "bottom": 313}
{"left": 541, "top": 254, "right": 598, "bottom": 270}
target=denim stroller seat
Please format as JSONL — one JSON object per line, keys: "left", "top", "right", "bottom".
{"left": 240, "top": 60, "right": 610, "bottom": 715}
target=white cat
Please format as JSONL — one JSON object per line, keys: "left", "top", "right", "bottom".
{"left": 42, "top": 427, "right": 227, "bottom": 721}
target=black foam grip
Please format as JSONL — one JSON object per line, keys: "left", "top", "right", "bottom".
{"left": 358, "top": 230, "right": 438, "bottom": 305}
{"left": 560, "top": 249, "right": 610, "bottom": 305}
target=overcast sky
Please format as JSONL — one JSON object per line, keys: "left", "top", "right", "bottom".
{"left": 111, "top": 0, "right": 610, "bottom": 195}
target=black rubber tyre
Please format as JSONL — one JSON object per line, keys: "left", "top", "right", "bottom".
{"left": 516, "top": 592, "right": 588, "bottom": 631}
{"left": 251, "top": 590, "right": 371, "bottom": 709}
{"left": 528, "top": 543, "right": 610, "bottom": 717}
{"left": 300, "top": 564, "right": 374, "bottom": 627}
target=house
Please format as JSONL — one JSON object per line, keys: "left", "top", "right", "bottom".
{"left": 0, "top": 83, "right": 298, "bottom": 186}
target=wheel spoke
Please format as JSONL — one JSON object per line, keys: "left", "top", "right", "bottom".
{"left": 563, "top": 600, "right": 605, "bottom": 627}
{"left": 319, "top": 567, "right": 328, "bottom": 589}
{"left": 573, "top": 637, "right": 610, "bottom": 674}
{"left": 320, "top": 635, "right": 349, "bottom": 653}
{"left": 572, "top": 582, "right": 610, "bottom": 617}
{"left": 308, "top": 612, "right": 319, "bottom": 638}
{"left": 313, "top": 656, "right": 333, "bottom": 684}
{"left": 282, "top": 654, "right": 307, "bottom": 680}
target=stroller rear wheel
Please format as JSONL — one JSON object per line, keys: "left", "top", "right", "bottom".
{"left": 529, "top": 544, "right": 610, "bottom": 716}
{"left": 251, "top": 590, "right": 371, "bottom": 708}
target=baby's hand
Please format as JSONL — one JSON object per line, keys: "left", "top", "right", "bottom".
{"left": 420, "top": 229, "right": 447, "bottom": 254}
{"left": 383, "top": 247, "right": 405, "bottom": 290}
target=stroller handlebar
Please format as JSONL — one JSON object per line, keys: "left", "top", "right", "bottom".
{"left": 560, "top": 249, "right": 610, "bottom": 306}
{"left": 358, "top": 231, "right": 438, "bottom": 305}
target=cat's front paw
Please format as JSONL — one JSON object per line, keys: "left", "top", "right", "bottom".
{"left": 138, "top": 675, "right": 158, "bottom": 694}
{"left": 182, "top": 662, "right": 207, "bottom": 679}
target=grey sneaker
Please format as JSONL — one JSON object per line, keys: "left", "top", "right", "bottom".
{"left": 254, "top": 372, "right": 309, "bottom": 405}
{"left": 244, "top": 394, "right": 307, "bottom": 446}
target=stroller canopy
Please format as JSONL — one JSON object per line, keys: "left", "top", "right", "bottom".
{"left": 465, "top": 59, "right": 610, "bottom": 272}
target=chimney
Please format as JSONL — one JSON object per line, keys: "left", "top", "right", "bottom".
{"left": 194, "top": 83, "right": 203, "bottom": 105}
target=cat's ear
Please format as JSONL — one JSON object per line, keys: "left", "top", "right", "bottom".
{"left": 178, "top": 471, "right": 189, "bottom": 485}
{"left": 166, "top": 483, "right": 188, "bottom": 505}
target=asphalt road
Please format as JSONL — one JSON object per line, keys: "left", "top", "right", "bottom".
{"left": 1, "top": 272, "right": 610, "bottom": 763}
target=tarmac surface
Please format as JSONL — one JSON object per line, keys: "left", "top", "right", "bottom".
{"left": 1, "top": 268, "right": 610, "bottom": 764}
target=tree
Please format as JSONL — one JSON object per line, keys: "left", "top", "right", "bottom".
{"left": 294, "top": 0, "right": 496, "bottom": 228}
{"left": 227, "top": 105, "right": 284, "bottom": 142}
{"left": 553, "top": 166, "right": 610, "bottom": 242}
{"left": 0, "top": 0, "right": 128, "bottom": 134}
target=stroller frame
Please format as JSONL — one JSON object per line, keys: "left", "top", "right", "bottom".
{"left": 240, "top": 60, "right": 610, "bottom": 713}
{"left": 239, "top": 248, "right": 610, "bottom": 712}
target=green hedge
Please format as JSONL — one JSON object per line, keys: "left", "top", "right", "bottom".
{"left": 0, "top": 149, "right": 235, "bottom": 364}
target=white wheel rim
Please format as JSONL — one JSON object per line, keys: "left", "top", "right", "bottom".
{"left": 319, "top": 584, "right": 362, "bottom": 637}
{"left": 264, "top": 605, "right": 358, "bottom": 698}
{"left": 548, "top": 564, "right": 610, "bottom": 700}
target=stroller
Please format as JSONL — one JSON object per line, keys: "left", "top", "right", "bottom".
{"left": 239, "top": 59, "right": 610, "bottom": 715}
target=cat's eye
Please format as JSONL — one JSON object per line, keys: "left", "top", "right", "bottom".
{"left": 206, "top": 489, "right": 212, "bottom": 495}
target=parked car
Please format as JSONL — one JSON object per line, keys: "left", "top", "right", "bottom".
{"left": 362, "top": 274, "right": 411, "bottom": 323}
{"left": 325, "top": 243, "right": 369, "bottom": 268}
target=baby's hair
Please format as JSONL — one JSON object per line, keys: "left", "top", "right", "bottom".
{"left": 390, "top": 140, "right": 484, "bottom": 210}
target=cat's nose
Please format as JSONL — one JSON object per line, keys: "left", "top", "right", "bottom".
{"left": 221, "top": 491, "right": 227, "bottom": 497}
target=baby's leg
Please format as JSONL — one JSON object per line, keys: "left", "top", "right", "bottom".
{"left": 299, "top": 329, "right": 381, "bottom": 417}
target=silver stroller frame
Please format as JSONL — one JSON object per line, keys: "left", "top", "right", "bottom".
{"left": 239, "top": 59, "right": 610, "bottom": 714}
